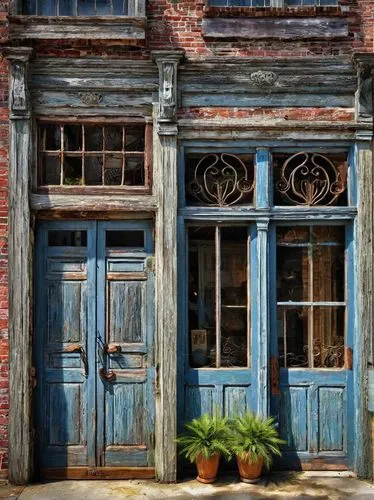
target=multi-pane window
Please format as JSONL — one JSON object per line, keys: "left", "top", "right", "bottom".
{"left": 186, "top": 150, "right": 349, "bottom": 370}
{"left": 208, "top": 0, "right": 338, "bottom": 6}
{"left": 22, "top": 0, "right": 135, "bottom": 16}
{"left": 276, "top": 226, "right": 345, "bottom": 368}
{"left": 38, "top": 122, "right": 151, "bottom": 191}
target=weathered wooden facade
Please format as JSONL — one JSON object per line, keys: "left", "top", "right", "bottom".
{"left": 0, "top": 0, "right": 373, "bottom": 485}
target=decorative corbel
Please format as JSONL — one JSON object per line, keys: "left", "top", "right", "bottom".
{"left": 353, "top": 54, "right": 374, "bottom": 122}
{"left": 152, "top": 49, "right": 185, "bottom": 132}
{"left": 2, "top": 47, "right": 33, "bottom": 119}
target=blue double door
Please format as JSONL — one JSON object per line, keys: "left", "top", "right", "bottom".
{"left": 35, "top": 220, "right": 155, "bottom": 475}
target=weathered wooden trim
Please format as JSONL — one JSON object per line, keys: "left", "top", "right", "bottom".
{"left": 41, "top": 467, "right": 155, "bottom": 479}
{"left": 354, "top": 143, "right": 373, "bottom": 478}
{"left": 30, "top": 194, "right": 157, "bottom": 212}
{"left": 202, "top": 17, "right": 348, "bottom": 40}
{"left": 3, "top": 47, "right": 34, "bottom": 485}
{"left": 153, "top": 98, "right": 180, "bottom": 481}
{"left": 9, "top": 15, "right": 146, "bottom": 40}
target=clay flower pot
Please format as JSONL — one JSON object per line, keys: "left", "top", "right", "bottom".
{"left": 195, "top": 453, "right": 220, "bottom": 483}
{"left": 236, "top": 455, "right": 263, "bottom": 483}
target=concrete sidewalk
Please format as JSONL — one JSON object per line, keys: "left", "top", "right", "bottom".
{"left": 1, "top": 473, "right": 374, "bottom": 500}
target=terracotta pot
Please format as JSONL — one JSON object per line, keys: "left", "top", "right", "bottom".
{"left": 236, "top": 455, "right": 264, "bottom": 483}
{"left": 195, "top": 453, "right": 220, "bottom": 483}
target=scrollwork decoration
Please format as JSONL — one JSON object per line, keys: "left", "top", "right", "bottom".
{"left": 78, "top": 91, "right": 103, "bottom": 105}
{"left": 188, "top": 153, "right": 254, "bottom": 207}
{"left": 277, "top": 152, "right": 346, "bottom": 206}
{"left": 250, "top": 70, "right": 278, "bottom": 88}
{"left": 281, "top": 340, "right": 344, "bottom": 368}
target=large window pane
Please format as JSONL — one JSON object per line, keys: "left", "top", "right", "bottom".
{"left": 276, "top": 226, "right": 345, "bottom": 369}
{"left": 188, "top": 225, "right": 249, "bottom": 368}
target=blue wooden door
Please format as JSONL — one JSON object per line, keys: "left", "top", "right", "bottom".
{"left": 270, "top": 225, "right": 354, "bottom": 470}
{"left": 35, "top": 220, "right": 155, "bottom": 473}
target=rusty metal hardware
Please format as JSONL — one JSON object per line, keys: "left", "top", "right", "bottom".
{"left": 105, "top": 343, "right": 121, "bottom": 354}
{"left": 345, "top": 347, "right": 353, "bottom": 370}
{"left": 270, "top": 356, "right": 280, "bottom": 396}
{"left": 64, "top": 343, "right": 88, "bottom": 376}
{"left": 99, "top": 367, "right": 116, "bottom": 382}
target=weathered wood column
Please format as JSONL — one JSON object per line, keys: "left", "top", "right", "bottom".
{"left": 152, "top": 49, "right": 184, "bottom": 483}
{"left": 353, "top": 54, "right": 374, "bottom": 479}
{"left": 3, "top": 47, "right": 33, "bottom": 485}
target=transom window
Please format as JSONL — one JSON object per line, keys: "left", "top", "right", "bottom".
{"left": 37, "top": 122, "right": 151, "bottom": 192}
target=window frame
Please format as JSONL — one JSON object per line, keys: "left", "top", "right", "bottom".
{"left": 180, "top": 144, "right": 356, "bottom": 373}
{"left": 33, "top": 118, "right": 153, "bottom": 195}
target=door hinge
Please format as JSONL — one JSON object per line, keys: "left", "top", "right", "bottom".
{"left": 270, "top": 356, "right": 280, "bottom": 396}
{"left": 150, "top": 431, "right": 155, "bottom": 449}
{"left": 31, "top": 366, "right": 37, "bottom": 390}
{"left": 146, "top": 256, "right": 155, "bottom": 273}
{"left": 345, "top": 347, "right": 353, "bottom": 370}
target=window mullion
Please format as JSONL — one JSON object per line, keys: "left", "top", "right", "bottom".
{"left": 215, "top": 225, "right": 221, "bottom": 368}
{"left": 309, "top": 228, "right": 314, "bottom": 368}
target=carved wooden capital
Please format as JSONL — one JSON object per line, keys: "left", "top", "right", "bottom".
{"left": 353, "top": 53, "right": 374, "bottom": 121}
{"left": 152, "top": 50, "right": 185, "bottom": 126}
{"left": 2, "top": 47, "right": 33, "bottom": 118}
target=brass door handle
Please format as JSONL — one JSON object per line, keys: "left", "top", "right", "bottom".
{"left": 99, "top": 367, "right": 116, "bottom": 382}
{"left": 64, "top": 344, "right": 88, "bottom": 377}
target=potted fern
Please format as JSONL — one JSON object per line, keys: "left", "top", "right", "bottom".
{"left": 229, "top": 412, "right": 285, "bottom": 483}
{"left": 176, "top": 413, "right": 231, "bottom": 483}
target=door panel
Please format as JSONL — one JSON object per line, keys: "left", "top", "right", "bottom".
{"left": 97, "top": 223, "right": 155, "bottom": 468}
{"left": 35, "top": 220, "right": 155, "bottom": 474}
{"left": 36, "top": 224, "right": 94, "bottom": 469}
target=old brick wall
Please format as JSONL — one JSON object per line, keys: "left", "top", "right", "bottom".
{"left": 0, "top": 0, "right": 372, "bottom": 480}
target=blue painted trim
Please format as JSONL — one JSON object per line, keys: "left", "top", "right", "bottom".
{"left": 348, "top": 145, "right": 357, "bottom": 208}
{"left": 178, "top": 146, "right": 186, "bottom": 209}
{"left": 177, "top": 216, "right": 187, "bottom": 433}
{"left": 255, "top": 148, "right": 271, "bottom": 209}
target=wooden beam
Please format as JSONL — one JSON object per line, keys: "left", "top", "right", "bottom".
{"left": 202, "top": 17, "right": 348, "bottom": 40}
{"left": 2, "top": 46, "right": 34, "bottom": 486}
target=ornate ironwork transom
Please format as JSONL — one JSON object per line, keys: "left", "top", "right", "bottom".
{"left": 188, "top": 153, "right": 254, "bottom": 207}
{"left": 276, "top": 152, "right": 346, "bottom": 206}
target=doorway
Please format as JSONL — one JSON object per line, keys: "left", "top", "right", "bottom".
{"left": 34, "top": 220, "right": 155, "bottom": 478}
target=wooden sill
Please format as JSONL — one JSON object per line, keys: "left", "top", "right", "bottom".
{"left": 202, "top": 16, "right": 349, "bottom": 39}
{"left": 9, "top": 15, "right": 146, "bottom": 41}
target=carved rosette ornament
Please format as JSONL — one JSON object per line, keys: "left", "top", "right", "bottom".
{"left": 188, "top": 153, "right": 254, "bottom": 207}
{"left": 250, "top": 70, "right": 278, "bottom": 88}
{"left": 78, "top": 91, "right": 103, "bottom": 105}
{"left": 277, "top": 152, "right": 346, "bottom": 206}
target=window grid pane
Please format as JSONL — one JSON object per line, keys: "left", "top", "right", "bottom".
{"left": 276, "top": 226, "right": 345, "bottom": 369}
{"left": 39, "top": 123, "right": 146, "bottom": 189}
